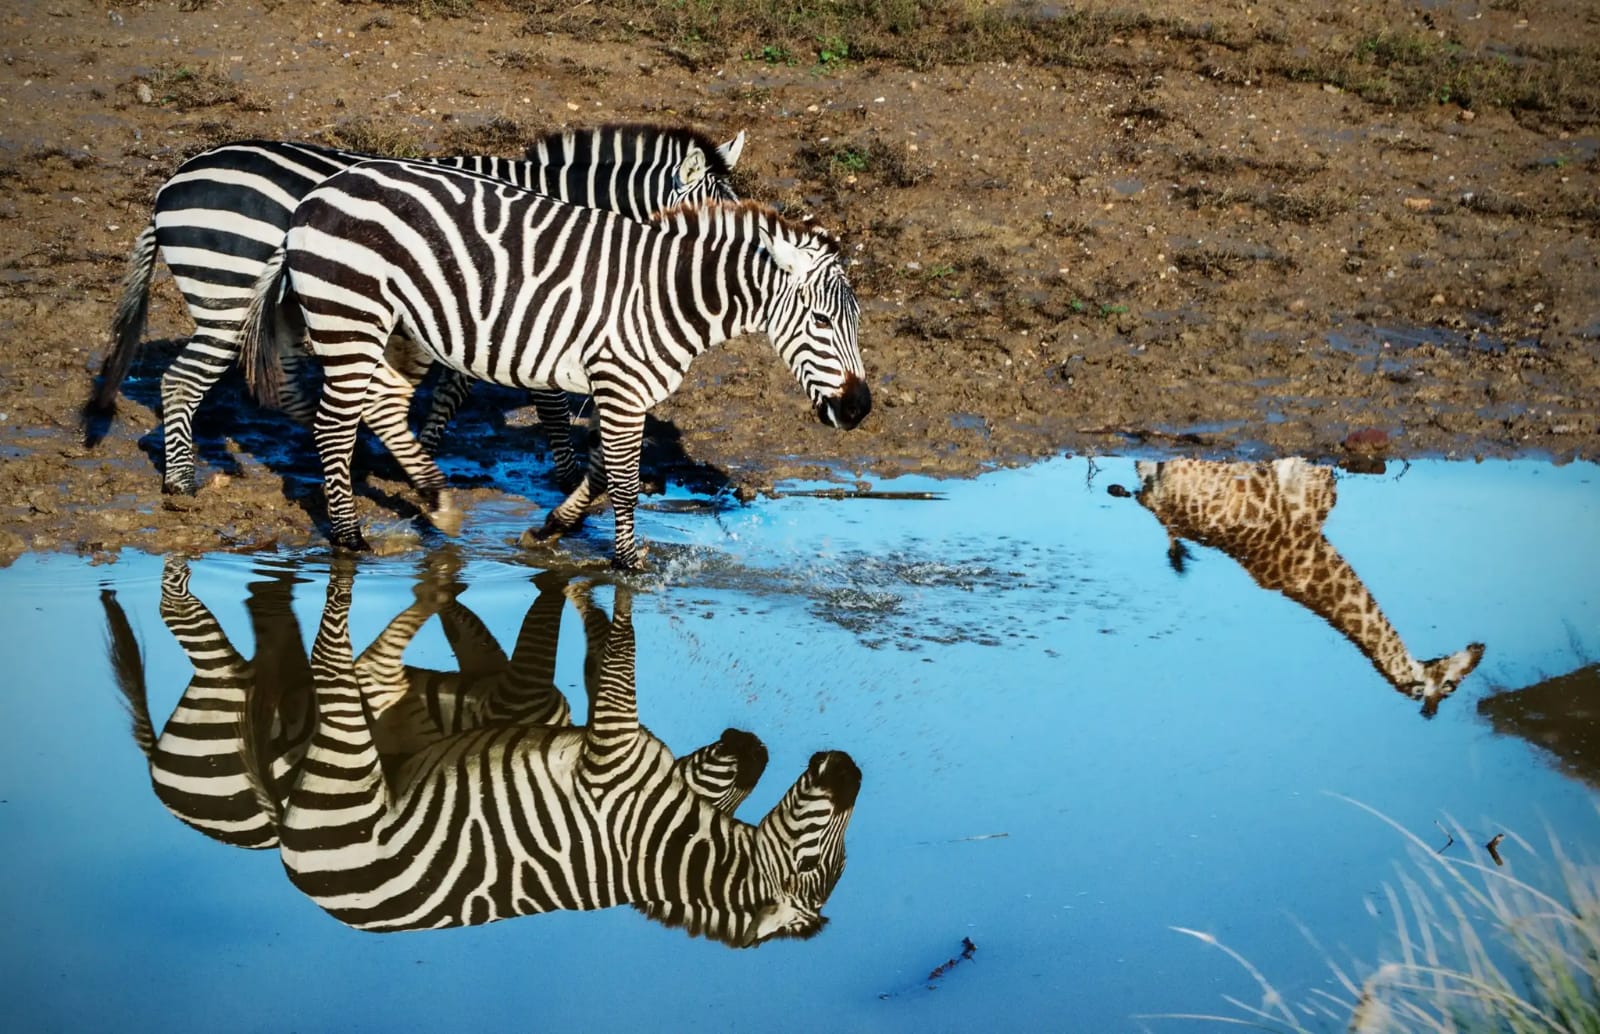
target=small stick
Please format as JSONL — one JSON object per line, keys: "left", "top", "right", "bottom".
{"left": 1433, "top": 820, "right": 1454, "bottom": 854}
{"left": 1485, "top": 833, "right": 1506, "bottom": 866}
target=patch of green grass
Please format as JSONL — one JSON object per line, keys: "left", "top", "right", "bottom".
{"left": 1151, "top": 799, "right": 1600, "bottom": 1033}
{"left": 525, "top": 2, "right": 1599, "bottom": 123}
{"left": 137, "top": 61, "right": 267, "bottom": 112}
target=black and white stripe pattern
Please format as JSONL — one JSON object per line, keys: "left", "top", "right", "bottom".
{"left": 241, "top": 162, "right": 872, "bottom": 569}
{"left": 105, "top": 557, "right": 312, "bottom": 849}
{"left": 281, "top": 575, "right": 858, "bottom": 941}
{"left": 106, "top": 560, "right": 771, "bottom": 866}
{"left": 87, "top": 125, "right": 745, "bottom": 496}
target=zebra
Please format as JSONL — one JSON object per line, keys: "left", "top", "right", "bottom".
{"left": 281, "top": 570, "right": 860, "bottom": 941}
{"left": 104, "top": 556, "right": 312, "bottom": 849}
{"left": 105, "top": 555, "right": 766, "bottom": 851}
{"left": 239, "top": 160, "right": 872, "bottom": 569}
{"left": 86, "top": 124, "right": 746, "bottom": 496}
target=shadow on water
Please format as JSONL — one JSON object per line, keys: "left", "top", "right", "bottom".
{"left": 100, "top": 553, "right": 857, "bottom": 944}
{"left": 1112, "top": 457, "right": 1485, "bottom": 717}
{"left": 1478, "top": 663, "right": 1600, "bottom": 792}
{"left": 85, "top": 337, "right": 731, "bottom": 532}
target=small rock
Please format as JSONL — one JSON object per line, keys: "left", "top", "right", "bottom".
{"left": 136, "top": 82, "right": 153, "bottom": 104}
{"left": 1430, "top": 293, "right": 1446, "bottom": 305}
{"left": 1459, "top": 109, "right": 1475, "bottom": 122}
{"left": 1403, "top": 197, "right": 1433, "bottom": 212}
{"left": 1342, "top": 427, "right": 1390, "bottom": 453}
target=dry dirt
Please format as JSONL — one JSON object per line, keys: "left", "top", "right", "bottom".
{"left": 2, "top": 0, "right": 1597, "bottom": 564}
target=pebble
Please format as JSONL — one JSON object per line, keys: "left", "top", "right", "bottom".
{"left": 136, "top": 82, "right": 153, "bottom": 104}
{"left": 1342, "top": 428, "right": 1390, "bottom": 453}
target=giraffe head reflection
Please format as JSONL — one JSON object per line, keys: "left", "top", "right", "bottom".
{"left": 104, "top": 554, "right": 860, "bottom": 944}
{"left": 1122, "top": 457, "right": 1485, "bottom": 716}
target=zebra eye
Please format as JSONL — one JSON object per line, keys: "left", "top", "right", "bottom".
{"left": 812, "top": 313, "right": 833, "bottom": 331}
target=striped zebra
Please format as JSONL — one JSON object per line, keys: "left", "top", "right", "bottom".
{"left": 240, "top": 161, "right": 871, "bottom": 569}
{"left": 87, "top": 124, "right": 746, "bottom": 496}
{"left": 106, "top": 556, "right": 766, "bottom": 851}
{"left": 282, "top": 571, "right": 859, "bottom": 942}
{"left": 104, "top": 556, "right": 312, "bottom": 849}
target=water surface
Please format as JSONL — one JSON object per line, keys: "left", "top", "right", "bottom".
{"left": 1, "top": 455, "right": 1596, "bottom": 1032}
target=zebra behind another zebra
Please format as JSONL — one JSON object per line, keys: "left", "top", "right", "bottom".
{"left": 86, "top": 125, "right": 745, "bottom": 497}
{"left": 240, "top": 160, "right": 871, "bottom": 570}
{"left": 106, "top": 556, "right": 769, "bottom": 856}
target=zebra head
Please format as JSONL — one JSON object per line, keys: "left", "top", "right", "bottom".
{"left": 746, "top": 749, "right": 861, "bottom": 945}
{"left": 669, "top": 129, "right": 746, "bottom": 206}
{"left": 756, "top": 216, "right": 872, "bottom": 431}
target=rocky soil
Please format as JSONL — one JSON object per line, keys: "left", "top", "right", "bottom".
{"left": 2, "top": 0, "right": 1596, "bottom": 564}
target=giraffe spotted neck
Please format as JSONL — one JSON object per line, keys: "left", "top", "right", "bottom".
{"left": 1134, "top": 458, "right": 1483, "bottom": 714}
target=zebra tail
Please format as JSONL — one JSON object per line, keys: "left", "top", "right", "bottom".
{"left": 239, "top": 245, "right": 290, "bottom": 409}
{"left": 101, "top": 587, "right": 156, "bottom": 759}
{"left": 83, "top": 223, "right": 159, "bottom": 444}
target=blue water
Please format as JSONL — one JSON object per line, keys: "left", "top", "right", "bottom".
{"left": 0, "top": 456, "right": 1596, "bottom": 1032}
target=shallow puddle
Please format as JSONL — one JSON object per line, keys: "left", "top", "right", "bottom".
{"left": 2, "top": 455, "right": 1596, "bottom": 1031}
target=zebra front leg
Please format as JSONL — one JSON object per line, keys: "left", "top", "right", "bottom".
{"left": 531, "top": 389, "right": 584, "bottom": 493}
{"left": 575, "top": 585, "right": 649, "bottom": 798}
{"left": 476, "top": 572, "right": 580, "bottom": 727}
{"left": 593, "top": 402, "right": 649, "bottom": 571}
{"left": 280, "top": 564, "right": 389, "bottom": 899}
{"left": 415, "top": 369, "right": 472, "bottom": 457}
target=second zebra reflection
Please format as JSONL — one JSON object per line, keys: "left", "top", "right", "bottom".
{"left": 113, "top": 560, "right": 861, "bottom": 944}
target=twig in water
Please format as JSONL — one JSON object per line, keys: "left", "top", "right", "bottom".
{"left": 1434, "top": 820, "right": 1455, "bottom": 854}
{"left": 927, "top": 937, "right": 978, "bottom": 986}
{"left": 1485, "top": 833, "right": 1505, "bottom": 866}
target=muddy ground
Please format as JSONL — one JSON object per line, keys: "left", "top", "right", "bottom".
{"left": 2, "top": 0, "right": 1597, "bottom": 564}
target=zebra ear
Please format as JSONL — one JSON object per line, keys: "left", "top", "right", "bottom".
{"left": 758, "top": 225, "right": 813, "bottom": 280}
{"left": 717, "top": 130, "right": 746, "bottom": 169}
{"left": 676, "top": 146, "right": 709, "bottom": 190}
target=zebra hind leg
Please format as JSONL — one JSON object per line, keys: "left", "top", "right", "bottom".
{"left": 361, "top": 358, "right": 461, "bottom": 536}
{"left": 312, "top": 350, "right": 387, "bottom": 553}
{"left": 159, "top": 335, "right": 238, "bottom": 495}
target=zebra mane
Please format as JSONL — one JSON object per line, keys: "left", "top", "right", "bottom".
{"left": 525, "top": 122, "right": 735, "bottom": 182}
{"left": 652, "top": 199, "right": 843, "bottom": 258}
{"left": 631, "top": 900, "right": 829, "bottom": 948}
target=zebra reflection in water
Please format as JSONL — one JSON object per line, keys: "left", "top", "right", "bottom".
{"left": 105, "top": 558, "right": 859, "bottom": 944}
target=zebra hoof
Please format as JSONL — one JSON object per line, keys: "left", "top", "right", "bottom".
{"left": 519, "top": 525, "right": 563, "bottom": 548}
{"left": 428, "top": 496, "right": 464, "bottom": 537}
{"left": 161, "top": 478, "right": 197, "bottom": 497}
{"left": 331, "top": 530, "right": 371, "bottom": 553}
{"left": 610, "top": 548, "right": 648, "bottom": 573}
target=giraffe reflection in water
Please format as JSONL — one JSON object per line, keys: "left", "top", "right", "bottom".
{"left": 103, "top": 556, "right": 859, "bottom": 944}
{"left": 1123, "top": 457, "right": 1485, "bottom": 716}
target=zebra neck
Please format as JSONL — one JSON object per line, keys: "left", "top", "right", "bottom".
{"left": 629, "top": 819, "right": 783, "bottom": 946}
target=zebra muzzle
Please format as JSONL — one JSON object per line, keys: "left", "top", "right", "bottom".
{"left": 816, "top": 374, "right": 872, "bottom": 431}
{"left": 808, "top": 750, "right": 862, "bottom": 807}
